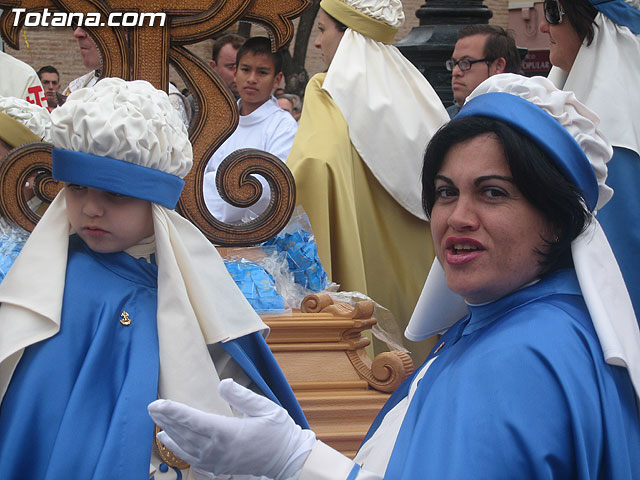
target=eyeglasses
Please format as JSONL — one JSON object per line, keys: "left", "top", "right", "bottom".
{"left": 445, "top": 57, "right": 492, "bottom": 72}
{"left": 543, "top": 0, "right": 565, "bottom": 25}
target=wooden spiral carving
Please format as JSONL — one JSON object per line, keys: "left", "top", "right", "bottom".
{"left": 300, "top": 292, "right": 334, "bottom": 313}
{"left": 0, "top": 143, "right": 59, "bottom": 232}
{"left": 348, "top": 350, "right": 415, "bottom": 393}
{"left": 0, "top": 0, "right": 309, "bottom": 245}
{"left": 180, "top": 148, "right": 296, "bottom": 246}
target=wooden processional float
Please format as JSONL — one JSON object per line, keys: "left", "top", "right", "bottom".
{"left": 0, "top": 0, "right": 414, "bottom": 456}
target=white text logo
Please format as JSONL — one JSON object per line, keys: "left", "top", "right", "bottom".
{"left": 12, "top": 8, "right": 166, "bottom": 28}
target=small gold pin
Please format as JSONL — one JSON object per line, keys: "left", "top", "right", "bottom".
{"left": 433, "top": 341, "right": 445, "bottom": 355}
{"left": 120, "top": 311, "right": 131, "bottom": 326}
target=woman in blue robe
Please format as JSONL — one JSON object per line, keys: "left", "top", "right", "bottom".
{"left": 148, "top": 74, "right": 640, "bottom": 479}
{"left": 541, "top": 0, "right": 640, "bottom": 319}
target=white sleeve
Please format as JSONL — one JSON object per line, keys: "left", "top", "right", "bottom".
{"left": 203, "top": 170, "right": 271, "bottom": 224}
{"left": 299, "top": 442, "right": 382, "bottom": 480}
{"left": 265, "top": 115, "right": 298, "bottom": 163}
{"left": 202, "top": 110, "right": 296, "bottom": 224}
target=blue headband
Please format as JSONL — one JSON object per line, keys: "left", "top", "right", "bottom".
{"left": 52, "top": 149, "right": 185, "bottom": 209}
{"left": 591, "top": 0, "right": 640, "bottom": 34}
{"left": 456, "top": 93, "right": 599, "bottom": 212}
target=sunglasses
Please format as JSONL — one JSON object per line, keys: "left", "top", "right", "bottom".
{"left": 544, "top": 0, "right": 565, "bottom": 25}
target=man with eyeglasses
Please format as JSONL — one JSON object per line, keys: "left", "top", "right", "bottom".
{"left": 37, "top": 65, "right": 64, "bottom": 110}
{"left": 445, "top": 25, "right": 522, "bottom": 118}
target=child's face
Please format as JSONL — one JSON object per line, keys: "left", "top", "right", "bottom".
{"left": 235, "top": 52, "right": 283, "bottom": 115}
{"left": 65, "top": 185, "right": 154, "bottom": 253}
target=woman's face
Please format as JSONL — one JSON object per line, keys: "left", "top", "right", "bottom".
{"left": 430, "top": 134, "right": 554, "bottom": 304}
{"left": 539, "top": 2, "right": 583, "bottom": 71}
{"left": 314, "top": 9, "right": 345, "bottom": 68}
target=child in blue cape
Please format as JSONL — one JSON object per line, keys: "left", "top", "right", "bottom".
{"left": 0, "top": 78, "right": 305, "bottom": 480}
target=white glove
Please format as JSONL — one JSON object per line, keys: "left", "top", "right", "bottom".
{"left": 148, "top": 379, "right": 317, "bottom": 480}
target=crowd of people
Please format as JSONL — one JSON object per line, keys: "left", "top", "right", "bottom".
{"left": 1, "top": 0, "right": 639, "bottom": 478}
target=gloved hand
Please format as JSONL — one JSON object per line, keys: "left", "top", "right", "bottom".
{"left": 148, "top": 379, "right": 317, "bottom": 480}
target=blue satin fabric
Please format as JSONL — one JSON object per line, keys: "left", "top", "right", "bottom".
{"left": 597, "top": 147, "right": 640, "bottom": 320}
{"left": 457, "top": 93, "right": 599, "bottom": 211}
{"left": 591, "top": 0, "right": 640, "bottom": 33}
{"left": 52, "top": 149, "right": 185, "bottom": 209}
{"left": 0, "top": 235, "right": 159, "bottom": 479}
{"left": 363, "top": 270, "right": 640, "bottom": 478}
{"left": 222, "top": 332, "right": 309, "bottom": 429}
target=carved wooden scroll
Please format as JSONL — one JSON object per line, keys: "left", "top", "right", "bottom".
{"left": 190, "top": 148, "right": 296, "bottom": 246}
{"left": 301, "top": 293, "right": 414, "bottom": 392}
{"left": 0, "top": 0, "right": 309, "bottom": 245}
{"left": 0, "top": 143, "right": 61, "bottom": 231}
{"left": 264, "top": 293, "right": 415, "bottom": 456}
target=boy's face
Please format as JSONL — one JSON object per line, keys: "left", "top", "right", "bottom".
{"left": 66, "top": 185, "right": 154, "bottom": 253}
{"left": 235, "top": 52, "right": 283, "bottom": 116}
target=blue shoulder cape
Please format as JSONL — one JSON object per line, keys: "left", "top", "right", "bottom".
{"left": 364, "top": 269, "right": 640, "bottom": 479}
{"left": 0, "top": 235, "right": 306, "bottom": 479}
{"left": 597, "top": 147, "right": 640, "bottom": 321}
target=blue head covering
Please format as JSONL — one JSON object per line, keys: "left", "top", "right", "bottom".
{"left": 456, "top": 92, "right": 599, "bottom": 212}
{"left": 52, "top": 149, "right": 185, "bottom": 209}
{"left": 590, "top": 0, "right": 640, "bottom": 33}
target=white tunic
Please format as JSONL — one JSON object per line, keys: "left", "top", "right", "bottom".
{"left": 203, "top": 96, "right": 298, "bottom": 224}
{"left": 63, "top": 70, "right": 98, "bottom": 96}
{"left": 0, "top": 52, "right": 47, "bottom": 108}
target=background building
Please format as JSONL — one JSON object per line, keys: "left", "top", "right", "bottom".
{"left": 1, "top": 1, "right": 512, "bottom": 93}
{"left": 508, "top": 1, "right": 552, "bottom": 76}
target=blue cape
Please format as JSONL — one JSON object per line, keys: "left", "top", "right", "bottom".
{"left": 364, "top": 270, "right": 640, "bottom": 478}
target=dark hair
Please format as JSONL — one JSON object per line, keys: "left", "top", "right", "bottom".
{"left": 280, "top": 93, "right": 302, "bottom": 112}
{"left": 323, "top": 10, "right": 348, "bottom": 32}
{"left": 235, "top": 36, "right": 284, "bottom": 74}
{"left": 422, "top": 116, "right": 591, "bottom": 274}
{"left": 37, "top": 65, "right": 59, "bottom": 77}
{"left": 457, "top": 25, "right": 522, "bottom": 74}
{"left": 211, "top": 33, "right": 245, "bottom": 62}
{"left": 562, "top": 0, "right": 599, "bottom": 46}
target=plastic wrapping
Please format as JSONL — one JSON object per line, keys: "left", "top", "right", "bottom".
{"left": 221, "top": 245, "right": 309, "bottom": 314}
{"left": 223, "top": 254, "right": 286, "bottom": 314}
{"left": 257, "top": 247, "right": 309, "bottom": 312}
{"left": 222, "top": 208, "right": 408, "bottom": 355}
{"left": 0, "top": 218, "right": 29, "bottom": 283}
{"left": 219, "top": 209, "right": 331, "bottom": 312}
{"left": 262, "top": 206, "right": 328, "bottom": 293}
{"left": 328, "top": 290, "right": 409, "bottom": 353}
